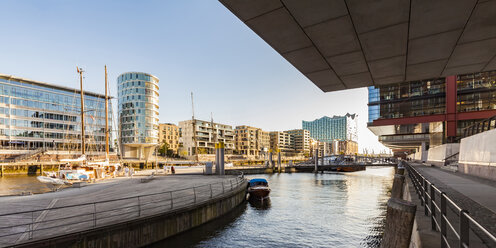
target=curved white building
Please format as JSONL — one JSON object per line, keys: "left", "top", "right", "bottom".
{"left": 118, "top": 72, "right": 159, "bottom": 159}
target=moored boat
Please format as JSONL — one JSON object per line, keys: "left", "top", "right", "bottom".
{"left": 247, "top": 178, "right": 270, "bottom": 199}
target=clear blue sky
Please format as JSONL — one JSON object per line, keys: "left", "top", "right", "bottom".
{"left": 0, "top": 0, "right": 389, "bottom": 153}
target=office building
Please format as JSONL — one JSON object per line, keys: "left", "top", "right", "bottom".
{"left": 158, "top": 123, "right": 179, "bottom": 155}
{"left": 368, "top": 70, "right": 496, "bottom": 157}
{"left": 118, "top": 72, "right": 159, "bottom": 159}
{"left": 302, "top": 114, "right": 357, "bottom": 143}
{"left": 234, "top": 125, "right": 270, "bottom": 156}
{"left": 0, "top": 74, "right": 112, "bottom": 159}
{"left": 179, "top": 119, "right": 234, "bottom": 156}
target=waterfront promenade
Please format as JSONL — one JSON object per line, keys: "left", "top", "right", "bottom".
{"left": 0, "top": 174, "right": 245, "bottom": 247}
{"left": 408, "top": 163, "right": 496, "bottom": 247}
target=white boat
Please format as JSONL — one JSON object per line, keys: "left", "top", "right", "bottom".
{"left": 37, "top": 176, "right": 70, "bottom": 185}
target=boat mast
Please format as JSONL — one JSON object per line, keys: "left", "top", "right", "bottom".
{"left": 191, "top": 92, "right": 198, "bottom": 163}
{"left": 105, "top": 65, "right": 109, "bottom": 159}
{"left": 78, "top": 67, "right": 86, "bottom": 155}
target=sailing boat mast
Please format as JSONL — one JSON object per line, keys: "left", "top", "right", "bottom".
{"left": 78, "top": 67, "right": 86, "bottom": 155}
{"left": 105, "top": 66, "right": 109, "bottom": 159}
{"left": 191, "top": 92, "right": 199, "bottom": 163}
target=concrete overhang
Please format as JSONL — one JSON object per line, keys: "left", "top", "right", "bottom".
{"left": 220, "top": 0, "right": 496, "bottom": 92}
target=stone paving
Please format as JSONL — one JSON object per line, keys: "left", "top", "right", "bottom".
{"left": 0, "top": 174, "right": 244, "bottom": 247}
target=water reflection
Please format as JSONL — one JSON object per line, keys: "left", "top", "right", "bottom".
{"left": 153, "top": 167, "right": 394, "bottom": 247}
{"left": 248, "top": 197, "right": 271, "bottom": 210}
{"left": 0, "top": 175, "right": 52, "bottom": 196}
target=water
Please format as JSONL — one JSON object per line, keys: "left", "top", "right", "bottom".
{"left": 0, "top": 175, "right": 52, "bottom": 196}
{"left": 156, "top": 167, "right": 395, "bottom": 248}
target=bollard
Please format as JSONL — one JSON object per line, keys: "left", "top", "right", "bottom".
{"left": 381, "top": 198, "right": 417, "bottom": 248}
{"left": 391, "top": 174, "right": 405, "bottom": 199}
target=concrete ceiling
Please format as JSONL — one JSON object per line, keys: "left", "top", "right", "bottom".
{"left": 220, "top": 0, "right": 496, "bottom": 92}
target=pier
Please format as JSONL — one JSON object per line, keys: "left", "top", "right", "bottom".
{"left": 0, "top": 174, "right": 246, "bottom": 247}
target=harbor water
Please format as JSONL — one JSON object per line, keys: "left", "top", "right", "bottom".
{"left": 156, "top": 167, "right": 395, "bottom": 247}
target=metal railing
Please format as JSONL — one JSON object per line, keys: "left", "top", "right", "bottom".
{"left": 406, "top": 163, "right": 496, "bottom": 247}
{"left": 462, "top": 115, "right": 496, "bottom": 138}
{"left": 0, "top": 175, "right": 246, "bottom": 247}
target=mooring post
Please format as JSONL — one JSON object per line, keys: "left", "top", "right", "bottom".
{"left": 314, "top": 148, "right": 319, "bottom": 173}
{"left": 40, "top": 164, "right": 43, "bottom": 175}
{"left": 268, "top": 149, "right": 273, "bottom": 168}
{"left": 277, "top": 150, "right": 281, "bottom": 172}
{"left": 391, "top": 174, "right": 405, "bottom": 199}
{"left": 1, "top": 164, "right": 3, "bottom": 177}
{"left": 219, "top": 142, "right": 225, "bottom": 175}
{"left": 215, "top": 143, "right": 220, "bottom": 175}
{"left": 381, "top": 198, "right": 416, "bottom": 248}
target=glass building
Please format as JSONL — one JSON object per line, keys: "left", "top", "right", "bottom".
{"left": 367, "top": 70, "right": 496, "bottom": 157}
{"left": 0, "top": 74, "right": 112, "bottom": 153}
{"left": 302, "top": 114, "right": 358, "bottom": 143}
{"left": 118, "top": 72, "right": 159, "bottom": 159}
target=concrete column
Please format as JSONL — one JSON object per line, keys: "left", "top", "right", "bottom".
{"left": 381, "top": 198, "right": 416, "bottom": 248}
{"left": 421, "top": 142, "right": 428, "bottom": 163}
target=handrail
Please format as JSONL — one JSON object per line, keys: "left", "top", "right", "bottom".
{"left": 0, "top": 175, "right": 246, "bottom": 246}
{"left": 405, "top": 163, "right": 496, "bottom": 247}
{"left": 462, "top": 114, "right": 496, "bottom": 138}
{"left": 442, "top": 152, "right": 459, "bottom": 161}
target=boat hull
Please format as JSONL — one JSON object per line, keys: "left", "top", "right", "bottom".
{"left": 247, "top": 187, "right": 270, "bottom": 199}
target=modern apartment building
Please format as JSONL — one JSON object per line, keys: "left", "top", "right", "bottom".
{"left": 269, "top": 131, "right": 294, "bottom": 155}
{"left": 285, "top": 129, "right": 310, "bottom": 155}
{"left": 0, "top": 74, "right": 112, "bottom": 157}
{"left": 158, "top": 123, "right": 179, "bottom": 155}
{"left": 234, "top": 125, "right": 270, "bottom": 156}
{"left": 368, "top": 70, "right": 496, "bottom": 158}
{"left": 302, "top": 114, "right": 358, "bottom": 143}
{"left": 179, "top": 119, "right": 234, "bottom": 156}
{"left": 118, "top": 72, "right": 159, "bottom": 159}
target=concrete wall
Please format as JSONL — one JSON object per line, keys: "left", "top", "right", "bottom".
{"left": 16, "top": 181, "right": 248, "bottom": 248}
{"left": 427, "top": 143, "right": 460, "bottom": 166}
{"left": 458, "top": 129, "right": 496, "bottom": 180}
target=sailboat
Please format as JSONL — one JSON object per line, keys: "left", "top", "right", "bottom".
{"left": 38, "top": 66, "right": 120, "bottom": 184}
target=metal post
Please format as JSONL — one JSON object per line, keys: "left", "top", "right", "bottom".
{"left": 430, "top": 184, "right": 436, "bottom": 231}
{"left": 230, "top": 179, "right": 233, "bottom": 190}
{"left": 219, "top": 142, "right": 225, "bottom": 175}
{"left": 137, "top": 196, "right": 141, "bottom": 217}
{"left": 93, "top": 203, "right": 97, "bottom": 227}
{"left": 170, "top": 191, "right": 173, "bottom": 209}
{"left": 314, "top": 148, "right": 319, "bottom": 173}
{"left": 459, "top": 210, "right": 469, "bottom": 248}
{"left": 222, "top": 182, "right": 225, "bottom": 193}
{"left": 424, "top": 179, "right": 428, "bottom": 216}
{"left": 420, "top": 177, "right": 425, "bottom": 206}
{"left": 210, "top": 184, "right": 213, "bottom": 198}
{"left": 30, "top": 211, "right": 34, "bottom": 239}
{"left": 441, "top": 192, "right": 447, "bottom": 248}
{"left": 193, "top": 187, "right": 196, "bottom": 203}
{"left": 215, "top": 143, "right": 219, "bottom": 174}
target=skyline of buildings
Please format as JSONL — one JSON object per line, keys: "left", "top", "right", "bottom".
{"left": 302, "top": 114, "right": 358, "bottom": 143}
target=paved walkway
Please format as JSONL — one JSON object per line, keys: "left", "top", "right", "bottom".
{"left": 411, "top": 163, "right": 496, "bottom": 246}
{"left": 413, "top": 164, "right": 496, "bottom": 213}
{"left": 0, "top": 174, "right": 244, "bottom": 247}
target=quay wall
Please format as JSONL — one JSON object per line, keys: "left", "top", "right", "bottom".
{"left": 0, "top": 164, "right": 60, "bottom": 176}
{"left": 15, "top": 181, "right": 248, "bottom": 248}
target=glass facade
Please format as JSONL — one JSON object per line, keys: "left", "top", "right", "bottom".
{"left": 302, "top": 114, "right": 357, "bottom": 143}
{"left": 457, "top": 71, "right": 496, "bottom": 112}
{"left": 0, "top": 74, "right": 112, "bottom": 151}
{"left": 118, "top": 72, "right": 159, "bottom": 145}
{"left": 368, "top": 78, "right": 446, "bottom": 121}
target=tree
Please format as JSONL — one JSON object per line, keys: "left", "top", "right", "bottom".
{"left": 158, "top": 140, "right": 169, "bottom": 157}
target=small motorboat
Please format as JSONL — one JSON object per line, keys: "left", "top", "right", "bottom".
{"left": 247, "top": 178, "right": 270, "bottom": 200}
{"left": 37, "top": 176, "right": 71, "bottom": 191}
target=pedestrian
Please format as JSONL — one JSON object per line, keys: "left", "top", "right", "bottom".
{"left": 171, "top": 166, "right": 175, "bottom": 174}
{"left": 125, "top": 167, "right": 129, "bottom": 177}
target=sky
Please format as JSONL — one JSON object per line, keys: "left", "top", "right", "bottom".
{"left": 0, "top": 0, "right": 389, "bottom": 154}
